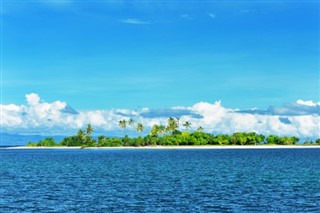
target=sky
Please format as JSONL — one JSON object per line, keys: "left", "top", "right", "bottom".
{"left": 1, "top": 1, "right": 319, "bottom": 138}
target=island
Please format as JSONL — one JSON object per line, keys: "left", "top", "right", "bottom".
{"left": 26, "top": 118, "right": 320, "bottom": 148}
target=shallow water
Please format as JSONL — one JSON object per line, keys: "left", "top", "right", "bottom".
{"left": 1, "top": 148, "right": 320, "bottom": 212}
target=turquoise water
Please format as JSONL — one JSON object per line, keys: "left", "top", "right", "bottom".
{"left": 1, "top": 148, "right": 320, "bottom": 212}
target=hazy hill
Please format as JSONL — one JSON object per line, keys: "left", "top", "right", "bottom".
{"left": 0, "top": 133, "right": 66, "bottom": 146}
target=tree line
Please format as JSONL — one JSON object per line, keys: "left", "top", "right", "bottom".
{"left": 27, "top": 117, "right": 320, "bottom": 147}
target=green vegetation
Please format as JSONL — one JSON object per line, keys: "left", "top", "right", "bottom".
{"left": 26, "top": 141, "right": 37, "bottom": 147}
{"left": 303, "top": 138, "right": 320, "bottom": 146}
{"left": 27, "top": 119, "right": 320, "bottom": 147}
{"left": 37, "top": 137, "right": 57, "bottom": 147}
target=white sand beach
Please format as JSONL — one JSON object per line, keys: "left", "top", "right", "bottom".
{"left": 4, "top": 145, "right": 320, "bottom": 150}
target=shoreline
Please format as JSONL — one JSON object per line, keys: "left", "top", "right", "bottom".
{"left": 3, "top": 145, "right": 320, "bottom": 150}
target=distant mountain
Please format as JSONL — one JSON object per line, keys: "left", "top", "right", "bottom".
{"left": 0, "top": 133, "right": 66, "bottom": 146}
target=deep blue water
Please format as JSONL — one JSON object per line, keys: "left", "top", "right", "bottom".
{"left": 1, "top": 148, "right": 320, "bottom": 212}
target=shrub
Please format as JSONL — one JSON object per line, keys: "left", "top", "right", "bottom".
{"left": 26, "top": 142, "right": 37, "bottom": 147}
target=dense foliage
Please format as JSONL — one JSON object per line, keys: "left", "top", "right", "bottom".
{"left": 27, "top": 119, "right": 320, "bottom": 147}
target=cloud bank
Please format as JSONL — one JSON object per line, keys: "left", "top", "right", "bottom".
{"left": 237, "top": 101, "right": 320, "bottom": 116}
{"left": 1, "top": 93, "right": 319, "bottom": 138}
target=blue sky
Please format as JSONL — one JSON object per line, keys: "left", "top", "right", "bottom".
{"left": 1, "top": 1, "right": 319, "bottom": 138}
{"left": 2, "top": 1, "right": 319, "bottom": 111}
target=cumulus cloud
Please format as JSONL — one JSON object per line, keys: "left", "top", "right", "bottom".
{"left": 1, "top": 93, "right": 319, "bottom": 138}
{"left": 296, "top": 99, "right": 320, "bottom": 107}
{"left": 26, "top": 93, "right": 40, "bottom": 105}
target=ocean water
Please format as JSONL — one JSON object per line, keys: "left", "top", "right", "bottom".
{"left": 1, "top": 148, "right": 320, "bottom": 212}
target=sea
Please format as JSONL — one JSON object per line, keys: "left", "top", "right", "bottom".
{"left": 1, "top": 148, "right": 320, "bottom": 212}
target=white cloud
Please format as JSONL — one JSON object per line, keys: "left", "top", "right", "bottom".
{"left": 238, "top": 100, "right": 320, "bottom": 116}
{"left": 1, "top": 93, "right": 319, "bottom": 139}
{"left": 296, "top": 99, "right": 320, "bottom": 107}
{"left": 120, "top": 18, "right": 150, "bottom": 24}
{"left": 189, "top": 101, "right": 228, "bottom": 128}
{"left": 26, "top": 93, "right": 40, "bottom": 105}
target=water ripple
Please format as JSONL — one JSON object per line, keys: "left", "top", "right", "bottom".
{"left": 1, "top": 149, "right": 320, "bottom": 212}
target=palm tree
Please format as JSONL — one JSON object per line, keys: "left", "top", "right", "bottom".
{"left": 76, "top": 129, "right": 86, "bottom": 145}
{"left": 167, "top": 117, "right": 178, "bottom": 133}
{"left": 183, "top": 121, "right": 191, "bottom": 131}
{"left": 159, "top": 124, "right": 166, "bottom": 135}
{"left": 127, "top": 118, "right": 135, "bottom": 137}
{"left": 128, "top": 118, "right": 134, "bottom": 127}
{"left": 84, "top": 123, "right": 94, "bottom": 146}
{"left": 176, "top": 117, "right": 180, "bottom": 128}
{"left": 118, "top": 119, "right": 127, "bottom": 136}
{"left": 197, "top": 126, "right": 204, "bottom": 132}
{"left": 136, "top": 123, "right": 144, "bottom": 136}
{"left": 86, "top": 123, "right": 94, "bottom": 136}
{"left": 149, "top": 124, "right": 160, "bottom": 137}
